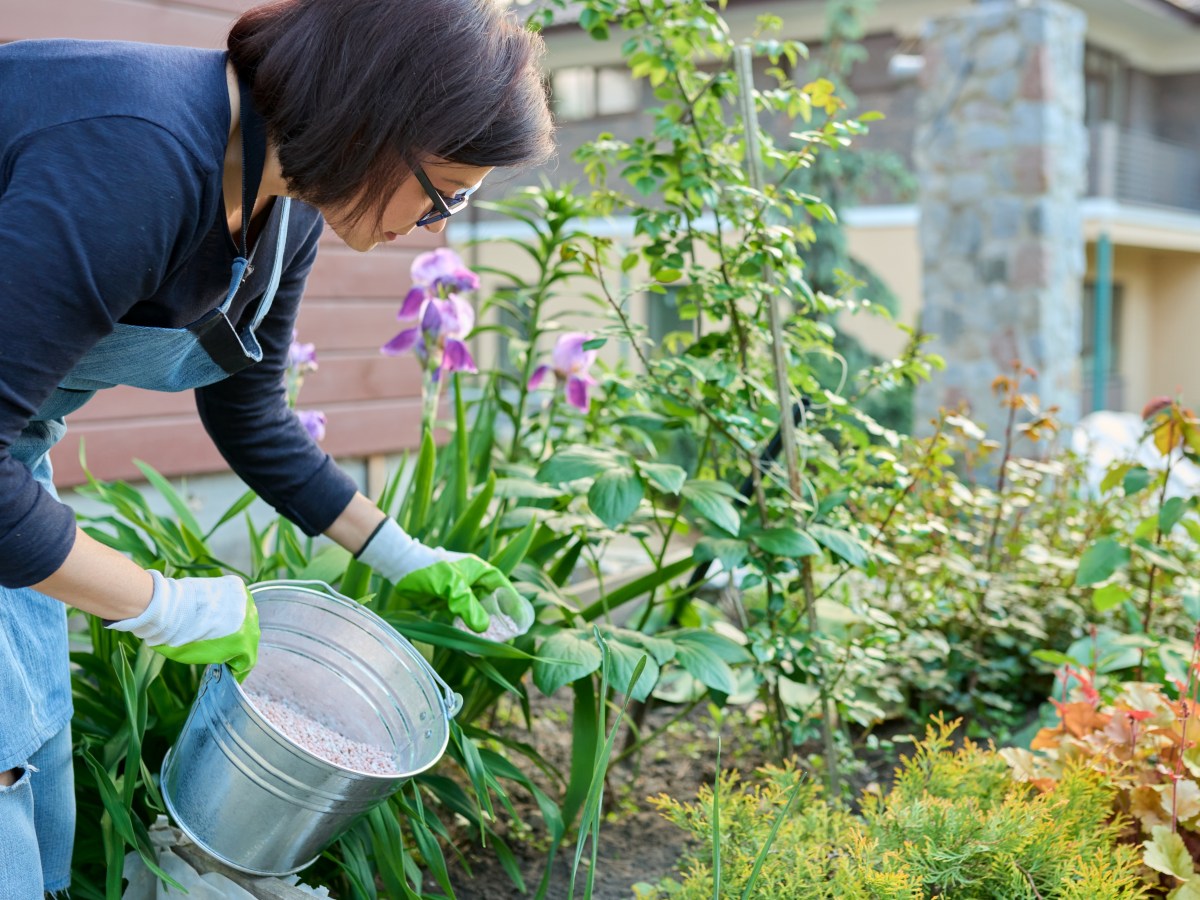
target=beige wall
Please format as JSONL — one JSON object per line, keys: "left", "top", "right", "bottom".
{"left": 1082, "top": 242, "right": 1200, "bottom": 413}
{"left": 466, "top": 218, "right": 923, "bottom": 382}
{"left": 842, "top": 223, "right": 923, "bottom": 361}
{"left": 1143, "top": 250, "right": 1200, "bottom": 407}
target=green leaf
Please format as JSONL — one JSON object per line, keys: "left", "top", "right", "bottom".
{"left": 1124, "top": 466, "right": 1153, "bottom": 496}
{"left": 682, "top": 480, "right": 743, "bottom": 537}
{"left": 386, "top": 614, "right": 533, "bottom": 659}
{"left": 453, "top": 374, "right": 470, "bottom": 517}
{"left": 1093, "top": 582, "right": 1132, "bottom": 613}
{"left": 1145, "top": 824, "right": 1195, "bottom": 880}
{"left": 406, "top": 428, "right": 436, "bottom": 535}
{"left": 537, "top": 446, "right": 615, "bottom": 484}
{"left": 204, "top": 489, "right": 258, "bottom": 539}
{"left": 809, "top": 524, "right": 868, "bottom": 567}
{"left": 1185, "top": 594, "right": 1200, "bottom": 623}
{"left": 533, "top": 630, "right": 604, "bottom": 695}
{"left": 1100, "top": 463, "right": 1132, "bottom": 495}
{"left": 493, "top": 478, "right": 565, "bottom": 500}
{"left": 637, "top": 461, "right": 687, "bottom": 496}
{"left": 297, "top": 544, "right": 352, "bottom": 584}
{"left": 752, "top": 527, "right": 820, "bottom": 558}
{"left": 133, "top": 460, "right": 203, "bottom": 539}
{"left": 694, "top": 538, "right": 749, "bottom": 574}
{"left": 1075, "top": 538, "right": 1130, "bottom": 586}
{"left": 608, "top": 627, "right": 677, "bottom": 666}
{"left": 443, "top": 472, "right": 496, "bottom": 552}
{"left": 667, "top": 629, "right": 753, "bottom": 664}
{"left": 578, "top": 557, "right": 693, "bottom": 621}
{"left": 491, "top": 518, "right": 538, "bottom": 576}
{"left": 588, "top": 469, "right": 645, "bottom": 529}
{"left": 582, "top": 338, "right": 607, "bottom": 351}
{"left": 1137, "top": 543, "right": 1188, "bottom": 575}
{"left": 605, "top": 640, "right": 658, "bottom": 701}
{"left": 671, "top": 641, "right": 736, "bottom": 695}
{"left": 1031, "top": 650, "right": 1080, "bottom": 667}
{"left": 1161, "top": 496, "right": 1189, "bottom": 534}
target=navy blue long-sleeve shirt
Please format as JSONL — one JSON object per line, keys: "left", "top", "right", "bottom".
{"left": 0, "top": 39, "right": 358, "bottom": 588}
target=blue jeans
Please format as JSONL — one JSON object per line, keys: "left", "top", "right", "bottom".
{"left": 0, "top": 724, "right": 74, "bottom": 897}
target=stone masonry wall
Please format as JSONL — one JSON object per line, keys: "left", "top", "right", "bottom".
{"left": 914, "top": 0, "right": 1087, "bottom": 441}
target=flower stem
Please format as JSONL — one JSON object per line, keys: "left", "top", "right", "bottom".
{"left": 421, "top": 370, "right": 441, "bottom": 436}
{"left": 537, "top": 390, "right": 559, "bottom": 463}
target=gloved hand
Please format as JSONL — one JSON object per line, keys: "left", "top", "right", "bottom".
{"left": 357, "top": 518, "right": 533, "bottom": 640}
{"left": 106, "top": 571, "right": 260, "bottom": 681}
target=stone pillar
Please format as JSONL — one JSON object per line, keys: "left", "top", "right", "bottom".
{"left": 914, "top": 0, "right": 1087, "bottom": 442}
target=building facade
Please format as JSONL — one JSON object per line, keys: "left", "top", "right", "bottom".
{"left": 497, "top": 0, "right": 1200, "bottom": 423}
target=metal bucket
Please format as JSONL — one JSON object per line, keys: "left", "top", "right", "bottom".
{"left": 161, "top": 579, "right": 461, "bottom": 876}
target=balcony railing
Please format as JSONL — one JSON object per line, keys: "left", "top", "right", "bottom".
{"left": 1088, "top": 121, "right": 1200, "bottom": 212}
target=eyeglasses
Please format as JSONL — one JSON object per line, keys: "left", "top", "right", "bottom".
{"left": 413, "top": 166, "right": 480, "bottom": 228}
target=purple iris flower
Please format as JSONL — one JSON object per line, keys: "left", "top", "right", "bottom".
{"left": 527, "top": 332, "right": 599, "bottom": 412}
{"left": 382, "top": 295, "right": 477, "bottom": 381}
{"left": 383, "top": 248, "right": 480, "bottom": 382}
{"left": 287, "top": 330, "right": 318, "bottom": 375}
{"left": 410, "top": 248, "right": 480, "bottom": 295}
{"left": 297, "top": 409, "right": 327, "bottom": 442}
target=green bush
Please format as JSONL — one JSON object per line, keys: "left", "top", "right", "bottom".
{"left": 638, "top": 718, "right": 1148, "bottom": 900}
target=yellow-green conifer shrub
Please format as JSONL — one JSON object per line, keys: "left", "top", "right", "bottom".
{"left": 638, "top": 719, "right": 1148, "bottom": 899}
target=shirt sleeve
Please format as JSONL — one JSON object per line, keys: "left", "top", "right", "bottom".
{"left": 194, "top": 214, "right": 359, "bottom": 537}
{"left": 0, "top": 118, "right": 210, "bottom": 588}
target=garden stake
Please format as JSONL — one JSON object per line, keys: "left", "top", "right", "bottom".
{"left": 735, "top": 44, "right": 840, "bottom": 801}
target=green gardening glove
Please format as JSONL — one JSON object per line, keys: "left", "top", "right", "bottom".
{"left": 358, "top": 518, "right": 533, "bottom": 640}
{"left": 394, "top": 554, "right": 533, "bottom": 640}
{"left": 393, "top": 557, "right": 491, "bottom": 632}
{"left": 106, "top": 572, "right": 261, "bottom": 681}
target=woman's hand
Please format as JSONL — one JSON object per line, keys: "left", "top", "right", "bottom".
{"left": 357, "top": 518, "right": 532, "bottom": 639}
{"left": 106, "top": 571, "right": 259, "bottom": 680}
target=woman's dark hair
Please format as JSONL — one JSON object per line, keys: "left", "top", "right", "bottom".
{"left": 228, "top": 0, "right": 554, "bottom": 226}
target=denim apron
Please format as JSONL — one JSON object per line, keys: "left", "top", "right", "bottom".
{"left": 0, "top": 77, "right": 291, "bottom": 770}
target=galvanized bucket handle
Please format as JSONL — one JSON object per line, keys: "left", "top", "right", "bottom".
{"left": 249, "top": 579, "right": 463, "bottom": 719}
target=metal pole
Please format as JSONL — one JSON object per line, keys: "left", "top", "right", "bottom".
{"left": 735, "top": 46, "right": 840, "bottom": 801}
{"left": 1092, "top": 232, "right": 1113, "bottom": 411}
{"left": 733, "top": 48, "right": 800, "bottom": 501}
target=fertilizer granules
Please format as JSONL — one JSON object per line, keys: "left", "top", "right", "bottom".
{"left": 245, "top": 691, "right": 401, "bottom": 775}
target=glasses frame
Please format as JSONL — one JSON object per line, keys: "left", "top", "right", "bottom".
{"left": 413, "top": 166, "right": 478, "bottom": 228}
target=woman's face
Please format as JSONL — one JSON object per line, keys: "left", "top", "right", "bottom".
{"left": 322, "top": 161, "right": 494, "bottom": 252}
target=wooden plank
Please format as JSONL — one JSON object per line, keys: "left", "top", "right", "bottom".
{"left": 317, "top": 226, "right": 442, "bottom": 251}
{"left": 66, "top": 354, "right": 422, "bottom": 422}
{"left": 305, "top": 248, "right": 425, "bottom": 299}
{"left": 52, "top": 397, "right": 425, "bottom": 487}
{"left": 1, "top": 0, "right": 236, "bottom": 47}
{"left": 295, "top": 301, "right": 417, "bottom": 350}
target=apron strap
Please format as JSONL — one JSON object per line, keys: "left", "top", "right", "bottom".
{"left": 236, "top": 75, "right": 268, "bottom": 260}
{"left": 249, "top": 198, "right": 293, "bottom": 332}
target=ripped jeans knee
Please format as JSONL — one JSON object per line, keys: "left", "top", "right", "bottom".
{"left": 0, "top": 726, "right": 74, "bottom": 897}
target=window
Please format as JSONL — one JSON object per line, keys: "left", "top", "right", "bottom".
{"left": 1084, "top": 45, "right": 1128, "bottom": 127}
{"left": 551, "top": 66, "right": 640, "bottom": 122}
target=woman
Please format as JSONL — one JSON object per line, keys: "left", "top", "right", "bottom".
{"left": 0, "top": 0, "right": 553, "bottom": 893}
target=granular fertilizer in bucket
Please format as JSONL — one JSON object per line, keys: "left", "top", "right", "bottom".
{"left": 245, "top": 690, "right": 401, "bottom": 776}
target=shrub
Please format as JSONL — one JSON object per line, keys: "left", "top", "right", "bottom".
{"left": 639, "top": 718, "right": 1148, "bottom": 899}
